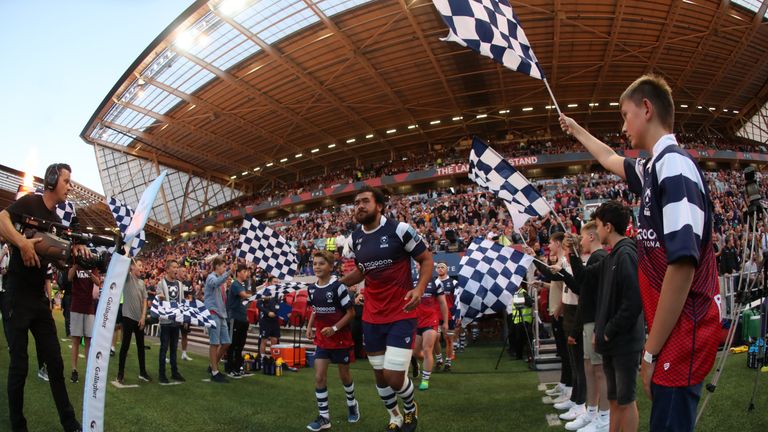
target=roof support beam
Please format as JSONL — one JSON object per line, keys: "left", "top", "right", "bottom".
{"left": 398, "top": 0, "right": 468, "bottom": 135}
{"left": 144, "top": 78, "right": 327, "bottom": 169}
{"left": 178, "top": 173, "right": 193, "bottom": 226}
{"left": 645, "top": 1, "right": 682, "bottom": 73}
{"left": 117, "top": 100, "right": 304, "bottom": 177}
{"left": 214, "top": 10, "right": 397, "bottom": 153}
{"left": 303, "top": 0, "right": 433, "bottom": 148}
{"left": 176, "top": 50, "right": 360, "bottom": 162}
{"left": 700, "top": 0, "right": 768, "bottom": 131}
{"left": 589, "top": 0, "right": 625, "bottom": 105}
{"left": 673, "top": 0, "right": 730, "bottom": 101}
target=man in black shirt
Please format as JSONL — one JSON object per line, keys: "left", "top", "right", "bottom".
{"left": 0, "top": 163, "right": 87, "bottom": 432}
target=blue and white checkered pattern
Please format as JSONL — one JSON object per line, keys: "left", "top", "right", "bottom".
{"left": 243, "top": 281, "right": 308, "bottom": 304}
{"left": 457, "top": 238, "right": 533, "bottom": 325}
{"left": 469, "top": 136, "right": 550, "bottom": 217}
{"left": 237, "top": 216, "right": 297, "bottom": 280}
{"left": 106, "top": 197, "right": 145, "bottom": 257}
{"left": 433, "top": 0, "right": 544, "bottom": 79}
{"left": 150, "top": 299, "right": 217, "bottom": 328}
{"left": 34, "top": 188, "right": 76, "bottom": 227}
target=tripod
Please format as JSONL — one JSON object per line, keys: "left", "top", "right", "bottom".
{"left": 697, "top": 202, "right": 768, "bottom": 424}
{"left": 495, "top": 303, "right": 533, "bottom": 370}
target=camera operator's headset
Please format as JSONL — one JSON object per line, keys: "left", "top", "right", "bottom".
{"left": 44, "top": 163, "right": 65, "bottom": 191}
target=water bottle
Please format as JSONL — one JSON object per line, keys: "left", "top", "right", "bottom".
{"left": 276, "top": 358, "right": 283, "bottom": 377}
{"left": 748, "top": 344, "right": 757, "bottom": 369}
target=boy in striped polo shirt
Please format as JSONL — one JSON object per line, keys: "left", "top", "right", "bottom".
{"left": 560, "top": 75, "right": 720, "bottom": 432}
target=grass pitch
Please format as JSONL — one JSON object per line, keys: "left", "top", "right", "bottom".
{"left": 0, "top": 313, "right": 766, "bottom": 431}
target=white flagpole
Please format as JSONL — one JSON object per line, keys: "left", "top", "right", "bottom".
{"left": 543, "top": 78, "right": 562, "bottom": 117}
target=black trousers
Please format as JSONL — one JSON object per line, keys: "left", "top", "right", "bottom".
{"left": 158, "top": 324, "right": 180, "bottom": 378}
{"left": 552, "top": 317, "right": 572, "bottom": 386}
{"left": 118, "top": 317, "right": 147, "bottom": 377}
{"left": 61, "top": 293, "right": 71, "bottom": 337}
{"left": 511, "top": 321, "right": 533, "bottom": 359}
{"left": 563, "top": 305, "right": 586, "bottom": 404}
{"left": 7, "top": 300, "right": 79, "bottom": 432}
{"left": 226, "top": 319, "right": 249, "bottom": 373}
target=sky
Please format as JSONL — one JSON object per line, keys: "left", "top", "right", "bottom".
{"left": 0, "top": 0, "right": 194, "bottom": 194}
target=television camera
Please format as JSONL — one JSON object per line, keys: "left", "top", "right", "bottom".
{"left": 15, "top": 215, "right": 120, "bottom": 272}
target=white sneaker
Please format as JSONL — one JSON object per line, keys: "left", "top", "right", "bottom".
{"left": 559, "top": 404, "right": 585, "bottom": 421}
{"left": 565, "top": 412, "right": 594, "bottom": 430}
{"left": 37, "top": 366, "right": 49, "bottom": 382}
{"left": 551, "top": 388, "right": 572, "bottom": 404}
{"left": 182, "top": 352, "right": 192, "bottom": 361}
{"left": 554, "top": 399, "right": 575, "bottom": 411}
{"left": 578, "top": 415, "right": 609, "bottom": 432}
{"left": 546, "top": 383, "right": 565, "bottom": 396}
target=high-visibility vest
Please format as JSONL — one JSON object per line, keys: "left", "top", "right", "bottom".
{"left": 512, "top": 288, "right": 532, "bottom": 324}
{"left": 325, "top": 237, "right": 337, "bottom": 251}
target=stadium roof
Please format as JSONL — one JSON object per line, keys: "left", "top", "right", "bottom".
{"left": 81, "top": 0, "right": 768, "bottom": 228}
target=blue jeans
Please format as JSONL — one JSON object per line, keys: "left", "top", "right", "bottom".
{"left": 158, "top": 324, "right": 180, "bottom": 378}
{"left": 650, "top": 382, "right": 702, "bottom": 432}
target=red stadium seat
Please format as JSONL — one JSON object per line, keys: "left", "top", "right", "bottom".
{"left": 289, "top": 291, "right": 310, "bottom": 326}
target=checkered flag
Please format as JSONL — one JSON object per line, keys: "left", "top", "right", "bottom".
{"left": 106, "top": 197, "right": 146, "bottom": 257}
{"left": 457, "top": 238, "right": 533, "bottom": 325}
{"left": 433, "top": 0, "right": 544, "bottom": 80}
{"left": 237, "top": 216, "right": 297, "bottom": 280}
{"left": 34, "top": 188, "right": 76, "bottom": 227}
{"left": 243, "top": 281, "right": 308, "bottom": 304}
{"left": 150, "top": 298, "right": 176, "bottom": 320}
{"left": 469, "top": 137, "right": 550, "bottom": 217}
{"left": 150, "top": 299, "right": 217, "bottom": 328}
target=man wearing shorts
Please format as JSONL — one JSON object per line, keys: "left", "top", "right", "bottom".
{"left": 203, "top": 257, "right": 234, "bottom": 383}
{"left": 434, "top": 263, "right": 457, "bottom": 372}
{"left": 258, "top": 276, "right": 281, "bottom": 358}
{"left": 413, "top": 275, "right": 447, "bottom": 390}
{"left": 565, "top": 222, "right": 610, "bottom": 431}
{"left": 593, "top": 201, "right": 645, "bottom": 432}
{"left": 341, "top": 186, "right": 434, "bottom": 432}
{"left": 67, "top": 262, "right": 99, "bottom": 383}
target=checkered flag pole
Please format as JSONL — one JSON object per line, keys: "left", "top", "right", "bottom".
{"left": 237, "top": 215, "right": 298, "bottom": 280}
{"left": 243, "top": 281, "right": 309, "bottom": 304}
{"left": 433, "top": 0, "right": 561, "bottom": 114}
{"left": 457, "top": 238, "right": 533, "bottom": 325}
{"left": 106, "top": 197, "right": 146, "bottom": 257}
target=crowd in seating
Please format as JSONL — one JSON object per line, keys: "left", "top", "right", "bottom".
{"left": 143, "top": 164, "right": 768, "bottom": 283}
{"left": 185, "top": 134, "right": 765, "bottom": 231}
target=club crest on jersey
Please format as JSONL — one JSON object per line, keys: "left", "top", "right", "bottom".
{"left": 643, "top": 188, "right": 652, "bottom": 216}
{"left": 325, "top": 291, "right": 334, "bottom": 302}
{"left": 380, "top": 235, "right": 389, "bottom": 248}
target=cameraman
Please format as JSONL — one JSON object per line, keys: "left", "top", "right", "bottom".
{"left": 0, "top": 163, "right": 87, "bottom": 432}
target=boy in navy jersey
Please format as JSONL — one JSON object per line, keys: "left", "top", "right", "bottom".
{"left": 433, "top": 263, "right": 457, "bottom": 372}
{"left": 340, "top": 186, "right": 434, "bottom": 432}
{"left": 561, "top": 75, "right": 721, "bottom": 432}
{"left": 412, "top": 268, "right": 448, "bottom": 390}
{"left": 305, "top": 250, "right": 360, "bottom": 431}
